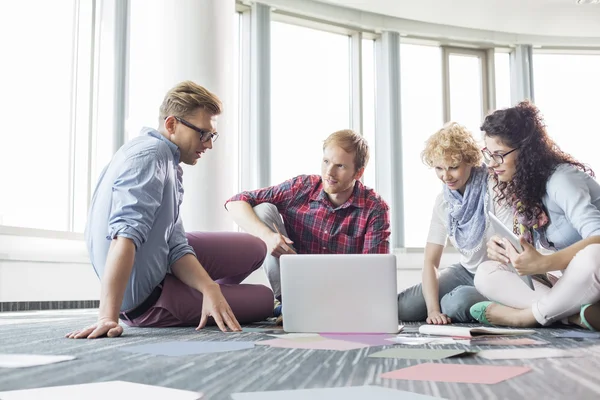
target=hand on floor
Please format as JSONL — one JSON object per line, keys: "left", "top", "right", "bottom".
{"left": 197, "top": 283, "right": 242, "bottom": 332}
{"left": 65, "top": 317, "right": 123, "bottom": 339}
{"left": 426, "top": 311, "right": 451, "bottom": 325}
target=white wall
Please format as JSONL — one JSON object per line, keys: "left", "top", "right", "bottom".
{"left": 0, "top": 234, "right": 99, "bottom": 302}
{"left": 318, "top": 0, "right": 600, "bottom": 37}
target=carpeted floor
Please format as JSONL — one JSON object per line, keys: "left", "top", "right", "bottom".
{"left": 1, "top": 309, "right": 600, "bottom": 399}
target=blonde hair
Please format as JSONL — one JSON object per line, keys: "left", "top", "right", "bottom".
{"left": 159, "top": 81, "right": 222, "bottom": 123}
{"left": 421, "top": 122, "right": 482, "bottom": 168}
{"left": 323, "top": 129, "right": 370, "bottom": 171}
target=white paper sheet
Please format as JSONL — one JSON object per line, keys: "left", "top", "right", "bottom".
{"left": 0, "top": 381, "right": 203, "bottom": 400}
{"left": 232, "top": 385, "right": 444, "bottom": 399}
{"left": 0, "top": 354, "right": 76, "bottom": 368}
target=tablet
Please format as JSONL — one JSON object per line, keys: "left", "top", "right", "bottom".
{"left": 487, "top": 211, "right": 534, "bottom": 290}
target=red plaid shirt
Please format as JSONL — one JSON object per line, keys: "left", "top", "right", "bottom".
{"left": 226, "top": 175, "right": 390, "bottom": 254}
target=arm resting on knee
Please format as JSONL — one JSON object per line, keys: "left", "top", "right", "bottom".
{"left": 543, "top": 236, "right": 600, "bottom": 272}
{"left": 171, "top": 254, "right": 219, "bottom": 293}
{"left": 225, "top": 201, "right": 274, "bottom": 242}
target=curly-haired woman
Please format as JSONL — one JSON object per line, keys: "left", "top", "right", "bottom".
{"left": 470, "top": 101, "right": 600, "bottom": 330}
{"left": 397, "top": 123, "right": 512, "bottom": 324}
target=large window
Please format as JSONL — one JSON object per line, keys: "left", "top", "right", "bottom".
{"left": 270, "top": 22, "right": 351, "bottom": 185}
{"left": 0, "top": 0, "right": 95, "bottom": 232}
{"left": 494, "top": 52, "right": 511, "bottom": 110}
{"left": 401, "top": 44, "right": 445, "bottom": 248}
{"left": 533, "top": 52, "right": 600, "bottom": 174}
{"left": 446, "top": 50, "right": 486, "bottom": 136}
{"left": 361, "top": 39, "right": 377, "bottom": 189}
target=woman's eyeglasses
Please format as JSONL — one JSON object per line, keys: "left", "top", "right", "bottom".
{"left": 481, "top": 147, "right": 518, "bottom": 165}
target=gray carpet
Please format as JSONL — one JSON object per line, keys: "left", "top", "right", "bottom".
{"left": 1, "top": 309, "right": 600, "bottom": 399}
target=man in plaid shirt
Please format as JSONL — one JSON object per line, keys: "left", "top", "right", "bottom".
{"left": 225, "top": 129, "right": 390, "bottom": 303}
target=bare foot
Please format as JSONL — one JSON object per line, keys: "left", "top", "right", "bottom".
{"left": 485, "top": 303, "right": 538, "bottom": 327}
{"left": 568, "top": 302, "right": 600, "bottom": 330}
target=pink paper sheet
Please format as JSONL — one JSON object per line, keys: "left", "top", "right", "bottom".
{"left": 381, "top": 363, "right": 531, "bottom": 384}
{"left": 256, "top": 338, "right": 369, "bottom": 351}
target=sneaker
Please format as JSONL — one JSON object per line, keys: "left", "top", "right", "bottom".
{"left": 273, "top": 299, "right": 282, "bottom": 318}
{"left": 273, "top": 299, "right": 283, "bottom": 325}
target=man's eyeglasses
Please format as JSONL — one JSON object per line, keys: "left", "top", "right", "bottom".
{"left": 481, "top": 147, "right": 518, "bottom": 165}
{"left": 168, "top": 116, "right": 219, "bottom": 143}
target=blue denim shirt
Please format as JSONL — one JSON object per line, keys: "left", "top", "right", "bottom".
{"left": 85, "top": 128, "right": 195, "bottom": 311}
{"left": 540, "top": 164, "right": 600, "bottom": 251}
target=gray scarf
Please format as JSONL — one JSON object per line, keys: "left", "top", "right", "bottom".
{"left": 444, "top": 165, "right": 489, "bottom": 256}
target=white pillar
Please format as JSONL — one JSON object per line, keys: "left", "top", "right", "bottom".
{"left": 510, "top": 45, "right": 535, "bottom": 104}
{"left": 375, "top": 31, "right": 404, "bottom": 249}
{"left": 241, "top": 2, "right": 271, "bottom": 191}
{"left": 128, "top": 0, "right": 236, "bottom": 232}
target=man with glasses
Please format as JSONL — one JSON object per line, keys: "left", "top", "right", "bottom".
{"left": 225, "top": 129, "right": 391, "bottom": 321}
{"left": 67, "top": 81, "right": 273, "bottom": 339}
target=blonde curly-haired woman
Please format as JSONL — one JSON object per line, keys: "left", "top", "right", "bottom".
{"left": 397, "top": 122, "right": 512, "bottom": 324}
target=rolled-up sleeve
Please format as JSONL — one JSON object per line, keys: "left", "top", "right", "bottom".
{"left": 107, "top": 151, "right": 166, "bottom": 249}
{"left": 167, "top": 214, "right": 196, "bottom": 266}
{"left": 224, "top": 175, "right": 299, "bottom": 210}
{"left": 362, "top": 207, "right": 391, "bottom": 254}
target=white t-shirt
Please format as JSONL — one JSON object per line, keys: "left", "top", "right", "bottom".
{"left": 427, "top": 183, "right": 513, "bottom": 273}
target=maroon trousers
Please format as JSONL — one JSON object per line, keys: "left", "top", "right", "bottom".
{"left": 122, "top": 232, "right": 273, "bottom": 327}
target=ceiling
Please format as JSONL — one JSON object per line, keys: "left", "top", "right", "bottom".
{"left": 315, "top": 0, "right": 600, "bottom": 37}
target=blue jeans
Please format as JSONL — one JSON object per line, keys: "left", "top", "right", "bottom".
{"left": 397, "top": 263, "right": 487, "bottom": 323}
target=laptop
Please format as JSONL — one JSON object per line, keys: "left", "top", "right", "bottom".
{"left": 280, "top": 254, "right": 399, "bottom": 333}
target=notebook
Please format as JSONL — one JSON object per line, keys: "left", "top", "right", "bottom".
{"left": 418, "top": 325, "right": 536, "bottom": 338}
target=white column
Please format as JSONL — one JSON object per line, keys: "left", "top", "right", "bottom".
{"left": 375, "top": 31, "right": 404, "bottom": 249}
{"left": 128, "top": 0, "right": 236, "bottom": 232}
{"left": 510, "top": 45, "right": 535, "bottom": 104}
{"left": 240, "top": 2, "right": 271, "bottom": 191}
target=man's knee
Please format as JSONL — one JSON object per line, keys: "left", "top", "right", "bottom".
{"left": 253, "top": 203, "right": 280, "bottom": 225}
{"left": 240, "top": 233, "right": 267, "bottom": 267}
{"left": 248, "top": 284, "right": 275, "bottom": 320}
{"left": 440, "top": 285, "right": 486, "bottom": 322}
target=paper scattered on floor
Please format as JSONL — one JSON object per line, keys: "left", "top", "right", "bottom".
{"left": 418, "top": 325, "right": 536, "bottom": 337}
{"left": 0, "top": 354, "right": 76, "bottom": 369}
{"left": 266, "top": 333, "right": 323, "bottom": 340}
{"left": 0, "top": 318, "right": 72, "bottom": 326}
{"left": 477, "top": 348, "right": 577, "bottom": 360}
{"left": 119, "top": 341, "right": 255, "bottom": 356}
{"left": 381, "top": 363, "right": 531, "bottom": 384}
{"left": 386, "top": 336, "right": 457, "bottom": 345}
{"left": 0, "top": 381, "right": 202, "bottom": 399}
{"left": 256, "top": 338, "right": 369, "bottom": 351}
{"left": 319, "top": 333, "right": 394, "bottom": 346}
{"left": 369, "top": 348, "right": 471, "bottom": 360}
{"left": 241, "top": 327, "right": 284, "bottom": 334}
{"left": 554, "top": 330, "right": 600, "bottom": 339}
{"left": 457, "top": 337, "right": 547, "bottom": 346}
{"left": 231, "top": 385, "right": 445, "bottom": 399}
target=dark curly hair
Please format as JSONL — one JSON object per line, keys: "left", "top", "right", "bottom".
{"left": 481, "top": 100, "right": 594, "bottom": 221}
